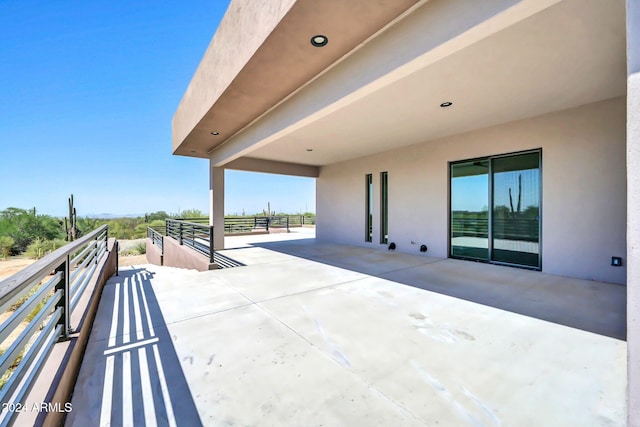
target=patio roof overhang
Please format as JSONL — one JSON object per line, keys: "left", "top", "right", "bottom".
{"left": 173, "top": 0, "right": 626, "bottom": 173}
{"left": 171, "top": 0, "right": 422, "bottom": 159}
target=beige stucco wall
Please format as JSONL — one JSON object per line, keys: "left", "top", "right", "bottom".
{"left": 317, "top": 97, "right": 626, "bottom": 285}
{"left": 162, "top": 237, "right": 217, "bottom": 272}
{"left": 627, "top": 0, "right": 640, "bottom": 423}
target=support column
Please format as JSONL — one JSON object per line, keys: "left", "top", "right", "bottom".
{"left": 209, "top": 163, "right": 225, "bottom": 250}
{"left": 627, "top": 2, "right": 640, "bottom": 425}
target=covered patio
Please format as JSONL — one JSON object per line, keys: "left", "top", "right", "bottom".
{"left": 68, "top": 230, "right": 626, "bottom": 426}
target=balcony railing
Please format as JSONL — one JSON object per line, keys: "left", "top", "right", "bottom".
{"left": 0, "top": 225, "right": 109, "bottom": 426}
{"left": 166, "top": 219, "right": 214, "bottom": 263}
{"left": 147, "top": 226, "right": 164, "bottom": 252}
{"left": 223, "top": 215, "right": 315, "bottom": 234}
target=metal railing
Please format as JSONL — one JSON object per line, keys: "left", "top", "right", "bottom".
{"left": 166, "top": 219, "right": 214, "bottom": 262}
{"left": 0, "top": 225, "right": 108, "bottom": 425}
{"left": 167, "top": 215, "right": 316, "bottom": 235}
{"left": 267, "top": 216, "right": 289, "bottom": 231}
{"left": 223, "top": 217, "right": 260, "bottom": 233}
{"left": 147, "top": 226, "right": 164, "bottom": 252}
{"left": 223, "top": 215, "right": 316, "bottom": 234}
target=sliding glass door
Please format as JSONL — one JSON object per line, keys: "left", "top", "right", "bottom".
{"left": 491, "top": 152, "right": 540, "bottom": 267}
{"left": 450, "top": 150, "right": 541, "bottom": 269}
{"left": 450, "top": 160, "right": 489, "bottom": 260}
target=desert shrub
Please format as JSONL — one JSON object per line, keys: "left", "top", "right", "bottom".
{"left": 120, "top": 242, "right": 147, "bottom": 256}
{"left": 25, "top": 239, "right": 66, "bottom": 260}
{"left": 134, "top": 242, "right": 146, "bottom": 255}
{"left": 0, "top": 236, "right": 14, "bottom": 259}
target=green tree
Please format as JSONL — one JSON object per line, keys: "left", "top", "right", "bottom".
{"left": 148, "top": 219, "right": 165, "bottom": 228}
{"left": 175, "top": 208, "right": 205, "bottom": 219}
{"left": 133, "top": 223, "right": 149, "bottom": 238}
{"left": 76, "top": 217, "right": 105, "bottom": 235}
{"left": 147, "top": 211, "right": 169, "bottom": 222}
{"left": 0, "top": 208, "right": 64, "bottom": 254}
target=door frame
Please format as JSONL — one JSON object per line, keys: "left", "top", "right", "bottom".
{"left": 448, "top": 148, "right": 542, "bottom": 270}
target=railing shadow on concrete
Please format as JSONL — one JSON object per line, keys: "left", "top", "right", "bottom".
{"left": 66, "top": 267, "right": 202, "bottom": 426}
{"left": 0, "top": 225, "right": 116, "bottom": 427}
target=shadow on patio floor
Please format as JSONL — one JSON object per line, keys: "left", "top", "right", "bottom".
{"left": 67, "top": 268, "right": 202, "bottom": 426}
{"left": 250, "top": 238, "right": 626, "bottom": 340}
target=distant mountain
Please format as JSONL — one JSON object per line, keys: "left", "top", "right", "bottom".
{"left": 85, "top": 213, "right": 144, "bottom": 219}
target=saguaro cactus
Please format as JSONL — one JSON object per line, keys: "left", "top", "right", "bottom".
{"left": 65, "top": 194, "right": 78, "bottom": 241}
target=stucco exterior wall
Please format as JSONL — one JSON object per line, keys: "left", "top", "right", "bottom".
{"left": 162, "top": 237, "right": 217, "bottom": 272}
{"left": 626, "top": 0, "right": 640, "bottom": 423}
{"left": 145, "top": 237, "right": 163, "bottom": 267}
{"left": 317, "top": 97, "right": 626, "bottom": 285}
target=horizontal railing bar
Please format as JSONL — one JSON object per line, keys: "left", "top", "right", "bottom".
{"left": 0, "top": 270, "right": 53, "bottom": 317}
{"left": 165, "top": 220, "right": 214, "bottom": 260}
{"left": 0, "top": 290, "right": 62, "bottom": 378}
{"left": 167, "top": 219, "right": 210, "bottom": 228}
{"left": 69, "top": 246, "right": 98, "bottom": 284}
{"left": 70, "top": 261, "right": 99, "bottom": 313}
{"left": 0, "top": 225, "right": 108, "bottom": 308}
{"left": 70, "top": 243, "right": 94, "bottom": 270}
{"left": 1, "top": 323, "right": 63, "bottom": 427}
{"left": 97, "top": 242, "right": 107, "bottom": 260}
{"left": 0, "top": 312, "right": 62, "bottom": 425}
{"left": 0, "top": 272, "right": 61, "bottom": 345}
{"left": 69, "top": 266, "right": 89, "bottom": 303}
{"left": 0, "top": 223, "right": 110, "bottom": 426}
{"left": 10, "top": 324, "right": 63, "bottom": 416}
{"left": 69, "top": 260, "right": 95, "bottom": 303}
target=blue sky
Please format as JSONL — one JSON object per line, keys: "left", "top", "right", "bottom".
{"left": 0, "top": 1, "right": 315, "bottom": 217}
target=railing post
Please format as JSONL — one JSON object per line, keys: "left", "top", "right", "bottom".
{"left": 209, "top": 225, "right": 215, "bottom": 263}
{"left": 287, "top": 216, "right": 290, "bottom": 232}
{"left": 179, "top": 221, "right": 183, "bottom": 245}
{"left": 116, "top": 241, "right": 119, "bottom": 276}
{"left": 55, "top": 255, "right": 71, "bottom": 341}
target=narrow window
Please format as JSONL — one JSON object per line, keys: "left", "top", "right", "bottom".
{"left": 366, "top": 174, "right": 373, "bottom": 242}
{"left": 380, "top": 172, "right": 388, "bottom": 244}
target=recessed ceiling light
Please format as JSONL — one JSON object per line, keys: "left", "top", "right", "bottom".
{"left": 310, "top": 35, "right": 328, "bottom": 47}
{"left": 210, "top": 131, "right": 220, "bottom": 135}
{"left": 306, "top": 148, "right": 313, "bottom": 152}
{"left": 440, "top": 101, "right": 453, "bottom": 108}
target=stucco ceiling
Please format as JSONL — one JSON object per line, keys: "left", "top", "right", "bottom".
{"left": 172, "top": 0, "right": 421, "bottom": 157}
{"left": 246, "top": 0, "right": 626, "bottom": 167}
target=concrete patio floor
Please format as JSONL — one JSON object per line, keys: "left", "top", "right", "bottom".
{"left": 68, "top": 230, "right": 627, "bottom": 426}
